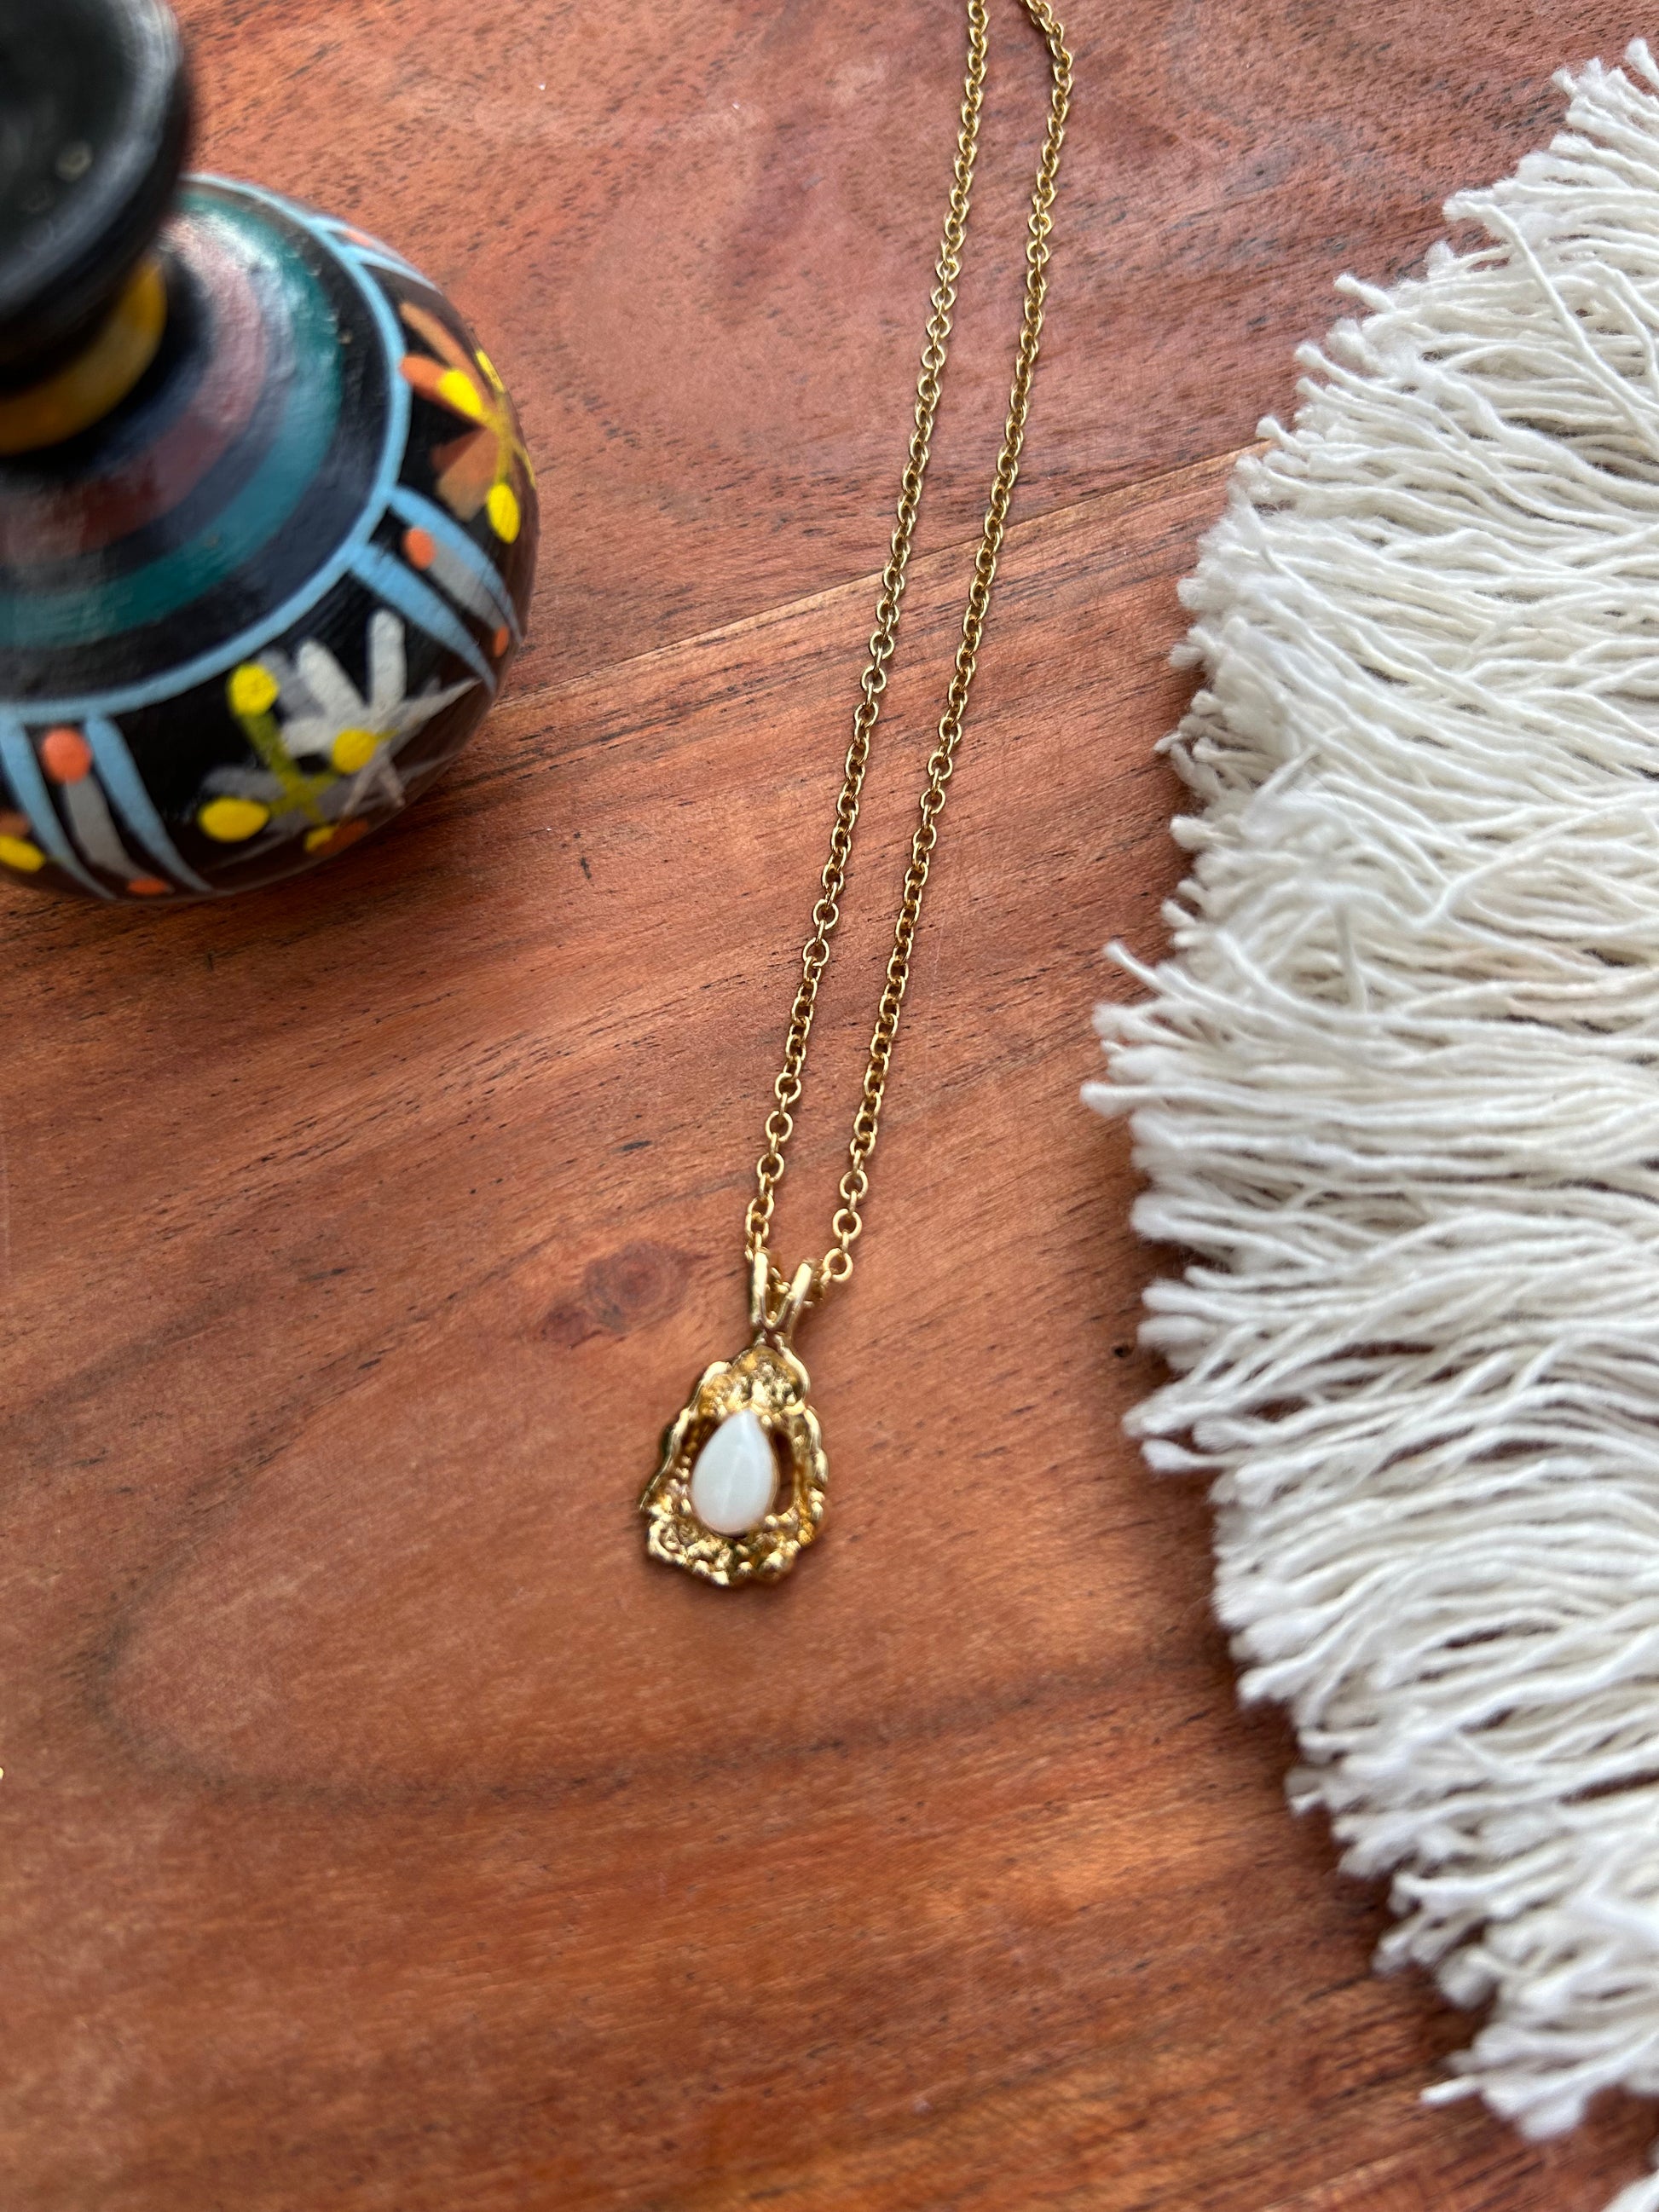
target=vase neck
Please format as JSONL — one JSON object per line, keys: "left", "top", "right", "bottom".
{"left": 0, "top": 257, "right": 168, "bottom": 457}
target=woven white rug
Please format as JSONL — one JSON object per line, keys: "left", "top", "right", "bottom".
{"left": 1090, "top": 44, "right": 1659, "bottom": 2212}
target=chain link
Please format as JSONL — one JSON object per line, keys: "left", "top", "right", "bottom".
{"left": 743, "top": 0, "right": 1072, "bottom": 1319}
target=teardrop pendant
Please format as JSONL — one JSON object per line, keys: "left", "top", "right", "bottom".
{"left": 689, "top": 1408, "right": 777, "bottom": 1534}
{"left": 640, "top": 1257, "right": 828, "bottom": 1585}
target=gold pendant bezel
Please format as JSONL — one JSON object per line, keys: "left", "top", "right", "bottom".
{"left": 641, "top": 1336, "right": 827, "bottom": 1586}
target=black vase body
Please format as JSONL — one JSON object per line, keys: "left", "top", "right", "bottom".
{"left": 0, "top": 2, "right": 537, "bottom": 901}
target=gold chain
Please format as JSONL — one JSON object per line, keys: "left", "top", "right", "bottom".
{"left": 743, "top": 0, "right": 1072, "bottom": 1317}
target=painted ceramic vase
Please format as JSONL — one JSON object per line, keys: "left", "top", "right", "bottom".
{"left": 0, "top": 0, "right": 537, "bottom": 902}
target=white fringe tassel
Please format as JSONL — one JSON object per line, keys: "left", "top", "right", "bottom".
{"left": 1088, "top": 44, "right": 1659, "bottom": 2207}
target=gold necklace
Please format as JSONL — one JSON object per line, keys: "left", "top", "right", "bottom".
{"left": 641, "top": 0, "right": 1072, "bottom": 1586}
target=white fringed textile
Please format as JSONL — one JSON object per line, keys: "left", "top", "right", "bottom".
{"left": 1087, "top": 45, "right": 1659, "bottom": 2211}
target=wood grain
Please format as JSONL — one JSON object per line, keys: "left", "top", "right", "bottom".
{"left": 3, "top": 3, "right": 1656, "bottom": 2207}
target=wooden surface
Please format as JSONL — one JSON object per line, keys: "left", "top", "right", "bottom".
{"left": 3, "top": 3, "right": 1656, "bottom": 2207}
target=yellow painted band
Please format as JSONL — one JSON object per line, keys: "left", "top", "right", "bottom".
{"left": 0, "top": 259, "right": 169, "bottom": 457}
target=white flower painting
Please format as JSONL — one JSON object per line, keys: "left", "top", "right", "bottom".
{"left": 283, "top": 613, "right": 474, "bottom": 813}
{"left": 199, "top": 610, "right": 477, "bottom": 852}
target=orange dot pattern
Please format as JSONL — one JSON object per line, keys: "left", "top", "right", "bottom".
{"left": 41, "top": 726, "right": 93, "bottom": 784}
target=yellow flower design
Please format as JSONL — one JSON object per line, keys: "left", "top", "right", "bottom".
{"left": 398, "top": 304, "right": 533, "bottom": 543}
{"left": 197, "top": 616, "right": 477, "bottom": 851}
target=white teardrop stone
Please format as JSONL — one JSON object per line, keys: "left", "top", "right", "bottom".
{"left": 690, "top": 1408, "right": 777, "bottom": 1535}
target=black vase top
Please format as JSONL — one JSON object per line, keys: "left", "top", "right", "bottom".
{"left": 0, "top": 0, "right": 190, "bottom": 388}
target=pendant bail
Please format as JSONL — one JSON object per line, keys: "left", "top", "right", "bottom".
{"left": 749, "top": 1250, "right": 815, "bottom": 1349}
